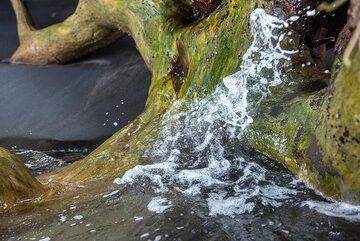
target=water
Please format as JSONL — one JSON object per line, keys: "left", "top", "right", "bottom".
{"left": 12, "top": 148, "right": 90, "bottom": 175}
{"left": 2, "top": 157, "right": 359, "bottom": 241}
{"left": 114, "top": 8, "right": 360, "bottom": 225}
{"left": 1, "top": 8, "right": 359, "bottom": 241}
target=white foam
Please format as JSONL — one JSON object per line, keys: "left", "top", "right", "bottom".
{"left": 73, "top": 215, "right": 83, "bottom": 220}
{"left": 207, "top": 192, "right": 255, "bottom": 217}
{"left": 39, "top": 237, "right": 50, "bottom": 241}
{"left": 115, "top": 9, "right": 298, "bottom": 217}
{"left": 303, "top": 200, "right": 360, "bottom": 222}
{"left": 154, "top": 235, "right": 162, "bottom": 241}
{"left": 133, "top": 216, "right": 144, "bottom": 221}
{"left": 147, "top": 197, "right": 173, "bottom": 213}
{"left": 102, "top": 190, "right": 120, "bottom": 198}
{"left": 14, "top": 149, "right": 65, "bottom": 171}
{"left": 59, "top": 214, "right": 67, "bottom": 223}
{"left": 260, "top": 185, "right": 299, "bottom": 207}
{"left": 140, "top": 233, "right": 149, "bottom": 239}
{"left": 306, "top": 10, "right": 316, "bottom": 16}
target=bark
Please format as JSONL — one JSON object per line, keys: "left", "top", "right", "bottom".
{"left": 2, "top": 0, "right": 359, "bottom": 209}
{"left": 334, "top": 0, "right": 359, "bottom": 60}
{"left": 10, "top": 0, "right": 125, "bottom": 64}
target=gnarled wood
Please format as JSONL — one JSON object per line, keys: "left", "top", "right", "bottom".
{"left": 10, "top": 0, "right": 125, "bottom": 64}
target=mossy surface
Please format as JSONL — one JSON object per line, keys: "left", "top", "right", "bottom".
{"left": 315, "top": 46, "right": 360, "bottom": 202}
{"left": 55, "top": 0, "right": 359, "bottom": 203}
{"left": 246, "top": 45, "right": 360, "bottom": 203}
{"left": 0, "top": 148, "right": 45, "bottom": 208}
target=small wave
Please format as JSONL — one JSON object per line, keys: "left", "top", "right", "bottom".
{"left": 303, "top": 200, "right": 360, "bottom": 222}
{"left": 147, "top": 196, "right": 173, "bottom": 214}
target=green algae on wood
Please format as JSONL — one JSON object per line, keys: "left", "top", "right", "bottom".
{"left": 51, "top": 0, "right": 262, "bottom": 183}
{"left": 0, "top": 148, "right": 45, "bottom": 209}
{"left": 246, "top": 41, "right": 360, "bottom": 203}
{"left": 316, "top": 45, "right": 360, "bottom": 202}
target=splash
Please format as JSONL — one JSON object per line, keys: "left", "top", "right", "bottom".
{"left": 113, "top": 8, "right": 301, "bottom": 217}
{"left": 303, "top": 201, "right": 360, "bottom": 222}
{"left": 147, "top": 196, "right": 173, "bottom": 214}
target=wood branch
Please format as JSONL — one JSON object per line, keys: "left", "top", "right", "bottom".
{"left": 10, "top": 0, "right": 35, "bottom": 41}
{"left": 10, "top": 0, "right": 125, "bottom": 64}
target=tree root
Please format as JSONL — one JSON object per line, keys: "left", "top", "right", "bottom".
{"left": 2, "top": 0, "right": 360, "bottom": 211}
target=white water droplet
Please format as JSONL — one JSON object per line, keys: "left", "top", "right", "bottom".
{"left": 73, "top": 215, "right": 83, "bottom": 220}
{"left": 306, "top": 9, "right": 316, "bottom": 16}
{"left": 288, "top": 16, "right": 299, "bottom": 22}
{"left": 154, "top": 235, "right": 162, "bottom": 241}
{"left": 39, "top": 237, "right": 51, "bottom": 241}
{"left": 147, "top": 197, "right": 173, "bottom": 213}
{"left": 133, "top": 216, "right": 144, "bottom": 221}
{"left": 140, "top": 233, "right": 149, "bottom": 239}
{"left": 59, "top": 215, "right": 67, "bottom": 223}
